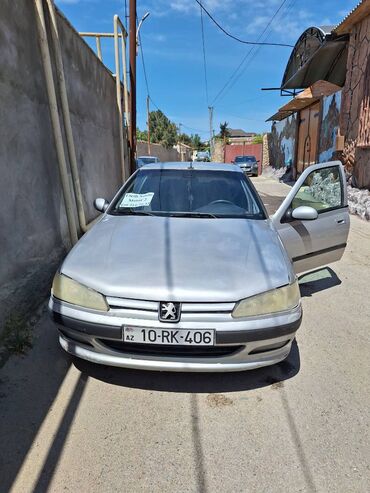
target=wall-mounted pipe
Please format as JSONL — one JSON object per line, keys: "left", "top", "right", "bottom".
{"left": 95, "top": 36, "right": 102, "bottom": 60}
{"left": 45, "top": 0, "right": 89, "bottom": 233}
{"left": 34, "top": 0, "right": 78, "bottom": 245}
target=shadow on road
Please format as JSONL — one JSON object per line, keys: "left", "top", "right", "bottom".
{"left": 73, "top": 340, "right": 300, "bottom": 394}
{"left": 299, "top": 267, "right": 341, "bottom": 297}
{"left": 0, "top": 311, "right": 74, "bottom": 493}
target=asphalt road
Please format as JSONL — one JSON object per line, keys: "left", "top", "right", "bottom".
{"left": 1, "top": 176, "right": 369, "bottom": 493}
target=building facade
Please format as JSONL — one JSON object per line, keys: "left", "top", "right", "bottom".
{"left": 227, "top": 129, "right": 256, "bottom": 145}
{"left": 268, "top": 0, "right": 370, "bottom": 190}
{"left": 337, "top": 2, "right": 370, "bottom": 189}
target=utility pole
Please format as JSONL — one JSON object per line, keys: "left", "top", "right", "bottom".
{"left": 178, "top": 123, "right": 183, "bottom": 161}
{"left": 208, "top": 106, "right": 213, "bottom": 160}
{"left": 129, "top": 0, "right": 136, "bottom": 174}
{"left": 146, "top": 95, "right": 151, "bottom": 155}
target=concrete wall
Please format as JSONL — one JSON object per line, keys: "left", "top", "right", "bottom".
{"left": 0, "top": 0, "right": 123, "bottom": 333}
{"left": 340, "top": 14, "right": 370, "bottom": 189}
{"left": 137, "top": 141, "right": 180, "bottom": 161}
{"left": 269, "top": 115, "right": 297, "bottom": 169}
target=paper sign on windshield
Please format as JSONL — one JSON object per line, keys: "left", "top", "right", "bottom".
{"left": 120, "top": 192, "right": 154, "bottom": 208}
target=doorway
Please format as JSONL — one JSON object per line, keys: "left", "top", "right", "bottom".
{"left": 296, "top": 102, "right": 320, "bottom": 175}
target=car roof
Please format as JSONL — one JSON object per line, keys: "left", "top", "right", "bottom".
{"left": 138, "top": 162, "right": 243, "bottom": 172}
{"left": 137, "top": 155, "right": 158, "bottom": 159}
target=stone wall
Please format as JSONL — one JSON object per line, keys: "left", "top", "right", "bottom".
{"left": 340, "top": 14, "right": 370, "bottom": 189}
{"left": 269, "top": 115, "right": 297, "bottom": 168}
{"left": 0, "top": 1, "right": 123, "bottom": 333}
{"left": 212, "top": 140, "right": 225, "bottom": 162}
{"left": 262, "top": 133, "right": 270, "bottom": 167}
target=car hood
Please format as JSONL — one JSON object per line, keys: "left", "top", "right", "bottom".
{"left": 61, "top": 215, "right": 293, "bottom": 302}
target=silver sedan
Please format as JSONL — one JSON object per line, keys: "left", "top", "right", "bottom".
{"left": 49, "top": 161, "right": 349, "bottom": 371}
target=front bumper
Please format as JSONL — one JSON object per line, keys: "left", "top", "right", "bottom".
{"left": 49, "top": 297, "right": 302, "bottom": 372}
{"left": 241, "top": 167, "right": 258, "bottom": 175}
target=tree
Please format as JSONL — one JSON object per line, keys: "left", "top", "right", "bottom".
{"left": 136, "top": 128, "right": 148, "bottom": 142}
{"left": 219, "top": 121, "right": 230, "bottom": 144}
{"left": 191, "top": 133, "right": 204, "bottom": 150}
{"left": 252, "top": 134, "right": 264, "bottom": 144}
{"left": 178, "top": 133, "right": 192, "bottom": 146}
{"left": 149, "top": 110, "right": 177, "bottom": 149}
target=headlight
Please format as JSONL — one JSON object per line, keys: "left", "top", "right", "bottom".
{"left": 232, "top": 282, "right": 300, "bottom": 318}
{"left": 52, "top": 273, "right": 109, "bottom": 311}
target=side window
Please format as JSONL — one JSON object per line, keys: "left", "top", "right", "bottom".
{"left": 292, "top": 166, "right": 343, "bottom": 212}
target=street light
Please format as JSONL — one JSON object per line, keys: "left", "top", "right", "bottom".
{"left": 129, "top": 8, "right": 150, "bottom": 174}
{"left": 136, "top": 12, "right": 150, "bottom": 54}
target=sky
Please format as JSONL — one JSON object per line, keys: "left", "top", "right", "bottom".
{"left": 55, "top": 0, "right": 358, "bottom": 139}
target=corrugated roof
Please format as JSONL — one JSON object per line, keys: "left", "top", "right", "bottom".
{"left": 334, "top": 0, "right": 370, "bottom": 34}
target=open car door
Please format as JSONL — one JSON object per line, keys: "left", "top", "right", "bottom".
{"left": 272, "top": 161, "right": 350, "bottom": 274}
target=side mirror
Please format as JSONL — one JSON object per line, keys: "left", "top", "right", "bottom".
{"left": 292, "top": 206, "right": 318, "bottom": 221}
{"left": 94, "top": 198, "right": 109, "bottom": 213}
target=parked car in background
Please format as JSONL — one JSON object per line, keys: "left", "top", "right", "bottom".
{"left": 194, "top": 151, "right": 210, "bottom": 162}
{"left": 136, "top": 156, "right": 160, "bottom": 168}
{"left": 233, "top": 155, "right": 259, "bottom": 176}
{"left": 49, "top": 161, "right": 349, "bottom": 372}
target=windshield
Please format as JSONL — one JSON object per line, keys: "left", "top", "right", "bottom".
{"left": 234, "top": 156, "right": 256, "bottom": 163}
{"left": 109, "top": 169, "right": 265, "bottom": 219}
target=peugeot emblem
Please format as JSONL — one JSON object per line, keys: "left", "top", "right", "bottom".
{"left": 159, "top": 302, "right": 181, "bottom": 322}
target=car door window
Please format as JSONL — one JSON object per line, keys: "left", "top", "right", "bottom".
{"left": 291, "top": 165, "right": 343, "bottom": 212}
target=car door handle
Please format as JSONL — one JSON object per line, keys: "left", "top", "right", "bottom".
{"left": 337, "top": 219, "right": 346, "bottom": 224}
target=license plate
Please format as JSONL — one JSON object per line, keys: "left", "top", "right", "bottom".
{"left": 123, "top": 326, "right": 215, "bottom": 346}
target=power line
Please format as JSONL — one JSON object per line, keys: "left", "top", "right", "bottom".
{"left": 148, "top": 95, "right": 161, "bottom": 111}
{"left": 220, "top": 0, "right": 298, "bottom": 101}
{"left": 138, "top": 32, "right": 150, "bottom": 97}
{"left": 181, "top": 123, "right": 209, "bottom": 134}
{"left": 194, "top": 0, "right": 294, "bottom": 48}
{"left": 124, "top": 0, "right": 128, "bottom": 30}
{"left": 211, "top": 0, "right": 292, "bottom": 105}
{"left": 199, "top": 1, "right": 209, "bottom": 105}
{"left": 138, "top": 35, "right": 208, "bottom": 137}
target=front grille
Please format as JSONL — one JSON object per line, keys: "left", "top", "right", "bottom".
{"left": 99, "top": 339, "right": 243, "bottom": 358}
{"left": 105, "top": 297, "right": 235, "bottom": 323}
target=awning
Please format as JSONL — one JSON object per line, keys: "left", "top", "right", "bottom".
{"left": 266, "top": 80, "right": 341, "bottom": 121}
{"left": 281, "top": 26, "right": 348, "bottom": 90}
{"left": 266, "top": 110, "right": 293, "bottom": 122}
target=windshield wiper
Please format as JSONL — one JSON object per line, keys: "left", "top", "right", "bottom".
{"left": 167, "top": 212, "right": 218, "bottom": 219}
{"left": 111, "top": 210, "right": 155, "bottom": 216}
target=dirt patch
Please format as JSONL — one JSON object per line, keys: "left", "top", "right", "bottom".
{"left": 206, "top": 393, "right": 234, "bottom": 408}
